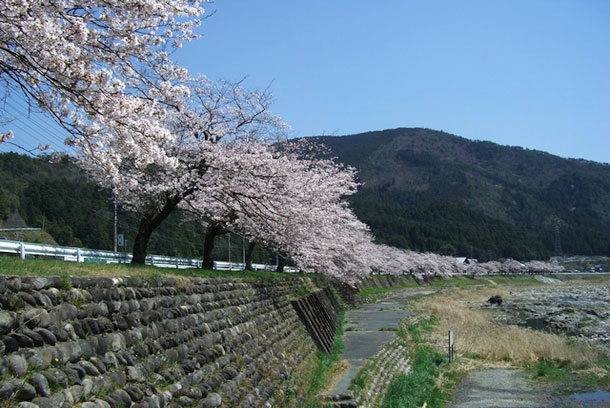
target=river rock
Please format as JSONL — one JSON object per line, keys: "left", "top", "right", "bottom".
{"left": 23, "top": 348, "right": 48, "bottom": 370}
{"left": 94, "top": 398, "right": 111, "bottom": 408}
{"left": 17, "top": 402, "right": 38, "bottom": 408}
{"left": 23, "top": 308, "right": 51, "bottom": 329}
{"left": 2, "top": 334, "right": 20, "bottom": 353}
{"left": 42, "top": 368, "right": 69, "bottom": 388}
{"left": 198, "top": 393, "right": 222, "bottom": 408}
{"left": 34, "top": 328, "right": 57, "bottom": 345}
{"left": 15, "top": 382, "right": 37, "bottom": 401}
{"left": 29, "top": 372, "right": 51, "bottom": 397}
{"left": 22, "top": 328, "right": 44, "bottom": 347}
{"left": 11, "top": 333, "right": 34, "bottom": 348}
{"left": 0, "top": 379, "right": 18, "bottom": 399}
{"left": 6, "top": 353, "right": 28, "bottom": 376}
{"left": 488, "top": 295, "right": 503, "bottom": 305}
{"left": 0, "top": 311, "right": 17, "bottom": 335}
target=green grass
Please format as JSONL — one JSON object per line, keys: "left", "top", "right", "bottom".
{"left": 381, "top": 346, "right": 449, "bottom": 408}
{"left": 530, "top": 358, "right": 571, "bottom": 381}
{"left": 0, "top": 255, "right": 308, "bottom": 280}
{"left": 379, "top": 316, "right": 459, "bottom": 408}
{"left": 359, "top": 284, "right": 419, "bottom": 299}
{"left": 299, "top": 311, "right": 346, "bottom": 408}
{"left": 527, "top": 357, "right": 610, "bottom": 391}
{"left": 358, "top": 276, "right": 486, "bottom": 301}
{"left": 349, "top": 368, "right": 370, "bottom": 396}
{"left": 399, "top": 315, "right": 437, "bottom": 344}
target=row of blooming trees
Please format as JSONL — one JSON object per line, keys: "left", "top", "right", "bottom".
{"left": 462, "top": 259, "right": 565, "bottom": 276}
{"left": 0, "top": 1, "right": 563, "bottom": 283}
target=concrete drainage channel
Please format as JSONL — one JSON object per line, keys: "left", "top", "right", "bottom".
{"left": 322, "top": 289, "right": 436, "bottom": 408}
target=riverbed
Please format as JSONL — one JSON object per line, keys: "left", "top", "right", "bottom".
{"left": 485, "top": 280, "right": 610, "bottom": 355}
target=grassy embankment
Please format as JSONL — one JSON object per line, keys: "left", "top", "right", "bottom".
{"left": 379, "top": 316, "right": 460, "bottom": 408}
{"left": 358, "top": 274, "right": 552, "bottom": 302}
{"left": 372, "top": 275, "right": 609, "bottom": 407}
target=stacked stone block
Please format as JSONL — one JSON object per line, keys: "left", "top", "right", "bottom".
{"left": 0, "top": 276, "right": 318, "bottom": 408}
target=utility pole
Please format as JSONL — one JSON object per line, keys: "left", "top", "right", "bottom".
{"left": 242, "top": 237, "right": 245, "bottom": 267}
{"left": 554, "top": 222, "right": 563, "bottom": 257}
{"left": 113, "top": 194, "right": 117, "bottom": 252}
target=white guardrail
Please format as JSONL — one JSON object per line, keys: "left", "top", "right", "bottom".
{"left": 0, "top": 239, "right": 298, "bottom": 272}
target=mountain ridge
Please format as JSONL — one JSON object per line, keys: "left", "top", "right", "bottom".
{"left": 312, "top": 128, "right": 610, "bottom": 260}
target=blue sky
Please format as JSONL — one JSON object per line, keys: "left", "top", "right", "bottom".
{"left": 2, "top": 1, "right": 609, "bottom": 163}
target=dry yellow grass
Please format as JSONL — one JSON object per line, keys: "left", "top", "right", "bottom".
{"left": 415, "top": 286, "right": 599, "bottom": 367}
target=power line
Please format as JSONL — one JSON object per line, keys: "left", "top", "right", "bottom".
{"left": 0, "top": 93, "right": 77, "bottom": 154}
{"left": 6, "top": 97, "right": 71, "bottom": 146}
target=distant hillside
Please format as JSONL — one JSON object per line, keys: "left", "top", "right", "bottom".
{"left": 0, "top": 153, "right": 235, "bottom": 260}
{"left": 314, "top": 128, "right": 610, "bottom": 261}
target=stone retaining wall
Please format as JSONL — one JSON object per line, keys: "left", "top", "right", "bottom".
{"left": 0, "top": 276, "right": 322, "bottom": 408}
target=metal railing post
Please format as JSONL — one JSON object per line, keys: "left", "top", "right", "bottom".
{"left": 77, "top": 248, "right": 82, "bottom": 263}
{"left": 20, "top": 243, "right": 25, "bottom": 260}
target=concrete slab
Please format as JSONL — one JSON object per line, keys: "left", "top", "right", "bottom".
{"left": 342, "top": 331, "right": 395, "bottom": 360}
{"left": 345, "top": 310, "right": 413, "bottom": 331}
{"left": 333, "top": 331, "right": 395, "bottom": 395}
{"left": 331, "top": 287, "right": 436, "bottom": 396}
{"left": 333, "top": 359, "right": 365, "bottom": 395}
{"left": 359, "top": 301, "right": 406, "bottom": 311}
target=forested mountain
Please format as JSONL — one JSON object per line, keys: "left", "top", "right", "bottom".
{"left": 314, "top": 128, "right": 610, "bottom": 261}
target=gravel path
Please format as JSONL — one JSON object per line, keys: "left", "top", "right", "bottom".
{"left": 448, "top": 369, "right": 554, "bottom": 407}
{"left": 448, "top": 369, "right": 610, "bottom": 408}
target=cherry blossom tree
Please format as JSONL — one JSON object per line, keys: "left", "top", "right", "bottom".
{"left": 462, "top": 258, "right": 563, "bottom": 276}
{"left": 1, "top": 0, "right": 204, "bottom": 152}
{"left": 500, "top": 259, "right": 526, "bottom": 274}
{"left": 524, "top": 260, "right": 565, "bottom": 274}
{"left": 463, "top": 262, "right": 488, "bottom": 277}
{"left": 182, "top": 138, "right": 375, "bottom": 282}
{"left": 77, "top": 77, "right": 285, "bottom": 264}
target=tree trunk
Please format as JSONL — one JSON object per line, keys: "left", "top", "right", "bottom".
{"left": 131, "top": 195, "right": 181, "bottom": 265}
{"left": 244, "top": 241, "right": 256, "bottom": 271}
{"left": 201, "top": 223, "right": 225, "bottom": 269}
{"left": 276, "top": 254, "right": 286, "bottom": 273}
